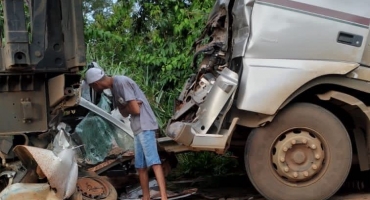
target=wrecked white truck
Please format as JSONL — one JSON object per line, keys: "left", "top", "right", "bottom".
{"left": 162, "top": 0, "right": 370, "bottom": 200}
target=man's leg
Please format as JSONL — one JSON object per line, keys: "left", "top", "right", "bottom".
{"left": 139, "top": 130, "right": 168, "bottom": 200}
{"left": 137, "top": 168, "right": 150, "bottom": 200}
{"left": 152, "top": 164, "right": 167, "bottom": 199}
{"left": 134, "top": 133, "right": 150, "bottom": 200}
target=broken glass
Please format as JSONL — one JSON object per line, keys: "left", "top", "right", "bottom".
{"left": 75, "top": 94, "right": 134, "bottom": 165}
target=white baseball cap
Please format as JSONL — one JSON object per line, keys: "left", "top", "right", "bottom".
{"left": 85, "top": 67, "right": 105, "bottom": 84}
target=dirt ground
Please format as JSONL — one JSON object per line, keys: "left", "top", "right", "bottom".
{"left": 165, "top": 174, "right": 370, "bottom": 200}
{"left": 119, "top": 169, "right": 370, "bottom": 200}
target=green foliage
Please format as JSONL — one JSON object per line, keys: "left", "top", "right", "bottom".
{"left": 174, "top": 152, "right": 239, "bottom": 178}
{"left": 83, "top": 0, "right": 114, "bottom": 23}
{"left": 84, "top": 0, "right": 215, "bottom": 133}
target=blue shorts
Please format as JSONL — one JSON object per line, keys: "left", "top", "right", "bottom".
{"left": 134, "top": 130, "right": 161, "bottom": 168}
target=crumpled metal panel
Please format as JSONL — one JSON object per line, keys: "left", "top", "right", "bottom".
{"left": 232, "top": 0, "right": 254, "bottom": 58}
{"left": 13, "top": 145, "right": 78, "bottom": 199}
{"left": 165, "top": 0, "right": 239, "bottom": 146}
{"left": 52, "top": 129, "right": 75, "bottom": 155}
{"left": 192, "top": 68, "right": 238, "bottom": 134}
{"left": 208, "top": 0, "right": 230, "bottom": 19}
{"left": 192, "top": 0, "right": 230, "bottom": 59}
{"left": 0, "top": 183, "right": 59, "bottom": 200}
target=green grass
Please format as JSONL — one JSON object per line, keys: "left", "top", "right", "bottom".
{"left": 168, "top": 151, "right": 240, "bottom": 179}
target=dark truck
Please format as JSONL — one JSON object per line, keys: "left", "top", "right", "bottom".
{"left": 0, "top": 0, "right": 85, "bottom": 152}
{"left": 0, "top": 0, "right": 105, "bottom": 199}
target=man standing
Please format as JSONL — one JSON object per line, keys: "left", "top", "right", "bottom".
{"left": 85, "top": 67, "right": 167, "bottom": 200}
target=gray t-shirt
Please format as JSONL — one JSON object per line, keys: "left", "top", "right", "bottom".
{"left": 111, "top": 76, "right": 158, "bottom": 135}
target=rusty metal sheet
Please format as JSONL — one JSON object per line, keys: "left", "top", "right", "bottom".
{"left": 13, "top": 145, "right": 78, "bottom": 199}
{"left": 88, "top": 159, "right": 117, "bottom": 173}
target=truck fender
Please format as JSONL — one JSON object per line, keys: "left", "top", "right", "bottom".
{"left": 317, "top": 90, "right": 370, "bottom": 171}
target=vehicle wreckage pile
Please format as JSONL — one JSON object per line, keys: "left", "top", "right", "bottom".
{"left": 0, "top": 88, "right": 137, "bottom": 200}
{"left": 0, "top": 85, "right": 191, "bottom": 200}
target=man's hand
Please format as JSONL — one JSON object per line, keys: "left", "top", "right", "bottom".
{"left": 118, "top": 105, "right": 130, "bottom": 117}
{"left": 118, "top": 100, "right": 142, "bottom": 117}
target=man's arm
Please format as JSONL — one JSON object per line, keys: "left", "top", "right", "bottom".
{"left": 118, "top": 100, "right": 142, "bottom": 117}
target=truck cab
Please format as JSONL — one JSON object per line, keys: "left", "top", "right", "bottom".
{"left": 163, "top": 1, "right": 370, "bottom": 199}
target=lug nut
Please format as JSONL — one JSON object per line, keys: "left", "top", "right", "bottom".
{"left": 283, "top": 147, "right": 288, "bottom": 152}
{"left": 303, "top": 171, "right": 309, "bottom": 177}
{"left": 280, "top": 157, "right": 285, "bottom": 162}
{"left": 291, "top": 139, "right": 296, "bottom": 145}
{"left": 315, "top": 154, "right": 320, "bottom": 159}
{"left": 293, "top": 172, "right": 298, "bottom": 178}
{"left": 312, "top": 164, "right": 317, "bottom": 170}
{"left": 302, "top": 139, "right": 307, "bottom": 144}
{"left": 311, "top": 144, "right": 317, "bottom": 150}
{"left": 284, "top": 167, "right": 289, "bottom": 172}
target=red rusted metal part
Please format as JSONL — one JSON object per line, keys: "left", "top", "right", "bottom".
{"left": 76, "top": 177, "right": 110, "bottom": 199}
{"left": 87, "top": 159, "right": 116, "bottom": 172}
{"left": 88, "top": 158, "right": 133, "bottom": 175}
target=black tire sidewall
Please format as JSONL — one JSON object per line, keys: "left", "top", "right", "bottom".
{"left": 245, "top": 103, "right": 352, "bottom": 200}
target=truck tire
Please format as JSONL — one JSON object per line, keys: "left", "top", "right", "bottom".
{"left": 245, "top": 103, "right": 352, "bottom": 200}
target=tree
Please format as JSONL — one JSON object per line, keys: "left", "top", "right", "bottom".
{"left": 85, "top": 0, "right": 215, "bottom": 131}
{"left": 83, "top": 0, "right": 114, "bottom": 23}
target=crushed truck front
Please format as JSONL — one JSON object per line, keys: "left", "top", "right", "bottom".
{"left": 162, "top": 1, "right": 370, "bottom": 200}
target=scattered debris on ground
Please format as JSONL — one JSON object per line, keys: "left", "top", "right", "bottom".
{"left": 120, "top": 178, "right": 197, "bottom": 200}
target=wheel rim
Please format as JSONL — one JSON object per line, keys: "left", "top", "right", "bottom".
{"left": 76, "top": 177, "right": 111, "bottom": 199}
{"left": 271, "top": 129, "right": 326, "bottom": 186}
